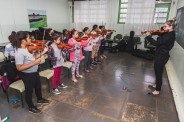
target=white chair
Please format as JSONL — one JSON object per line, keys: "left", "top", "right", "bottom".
{"left": 0, "top": 52, "right": 5, "bottom": 62}
{"left": 40, "top": 55, "right": 46, "bottom": 64}
{"left": 1, "top": 74, "right": 25, "bottom": 107}
{"left": 43, "top": 54, "right": 48, "bottom": 59}
{"left": 39, "top": 56, "right": 53, "bottom": 92}
{"left": 8, "top": 80, "right": 25, "bottom": 107}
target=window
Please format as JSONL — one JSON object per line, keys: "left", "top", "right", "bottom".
{"left": 74, "top": 0, "right": 108, "bottom": 23}
{"left": 154, "top": 3, "right": 171, "bottom": 24}
{"left": 118, "top": 0, "right": 128, "bottom": 24}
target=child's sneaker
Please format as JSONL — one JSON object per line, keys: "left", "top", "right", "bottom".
{"left": 58, "top": 83, "right": 68, "bottom": 89}
{"left": 84, "top": 69, "right": 90, "bottom": 73}
{"left": 91, "top": 62, "right": 97, "bottom": 66}
{"left": 96, "top": 60, "right": 101, "bottom": 64}
{"left": 52, "top": 88, "right": 61, "bottom": 95}
{"left": 90, "top": 66, "right": 94, "bottom": 69}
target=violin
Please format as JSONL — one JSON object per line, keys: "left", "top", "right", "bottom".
{"left": 57, "top": 43, "right": 72, "bottom": 49}
{"left": 35, "top": 40, "right": 46, "bottom": 45}
{"left": 76, "top": 37, "right": 88, "bottom": 42}
{"left": 103, "top": 29, "right": 116, "bottom": 33}
{"left": 141, "top": 30, "right": 169, "bottom": 36}
{"left": 87, "top": 33, "right": 99, "bottom": 38}
{"left": 27, "top": 45, "right": 43, "bottom": 51}
{"left": 95, "top": 31, "right": 104, "bottom": 36}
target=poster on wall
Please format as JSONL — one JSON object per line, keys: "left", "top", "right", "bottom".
{"left": 28, "top": 9, "right": 47, "bottom": 28}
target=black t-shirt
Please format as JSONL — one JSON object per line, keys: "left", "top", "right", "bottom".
{"left": 146, "top": 31, "right": 175, "bottom": 57}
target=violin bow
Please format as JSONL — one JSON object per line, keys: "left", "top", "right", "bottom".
{"left": 37, "top": 28, "right": 46, "bottom": 59}
{"left": 43, "top": 28, "right": 45, "bottom": 41}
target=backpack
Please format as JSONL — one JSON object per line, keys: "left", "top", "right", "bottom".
{"left": 0, "top": 62, "right": 20, "bottom": 92}
{"left": 0, "top": 75, "right": 20, "bottom": 92}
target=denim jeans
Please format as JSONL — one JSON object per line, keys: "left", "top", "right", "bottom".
{"left": 84, "top": 50, "right": 92, "bottom": 70}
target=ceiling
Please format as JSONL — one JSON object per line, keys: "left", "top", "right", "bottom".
{"left": 161, "top": 0, "right": 172, "bottom": 1}
{"left": 156, "top": 0, "right": 172, "bottom": 3}
{"left": 68, "top": 0, "right": 172, "bottom": 2}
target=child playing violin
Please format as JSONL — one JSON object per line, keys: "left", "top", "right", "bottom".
{"left": 45, "top": 28, "right": 55, "bottom": 41}
{"left": 47, "top": 35, "right": 68, "bottom": 95}
{"left": 29, "top": 32, "right": 36, "bottom": 43}
{"left": 62, "top": 29, "right": 70, "bottom": 61}
{"left": 91, "top": 25, "right": 101, "bottom": 65}
{"left": 99, "top": 26, "right": 108, "bottom": 59}
{"left": 68, "top": 29, "right": 89, "bottom": 82}
{"left": 82, "top": 27, "right": 93, "bottom": 73}
{"left": 11, "top": 31, "right": 49, "bottom": 114}
{"left": 62, "top": 29, "right": 70, "bottom": 44}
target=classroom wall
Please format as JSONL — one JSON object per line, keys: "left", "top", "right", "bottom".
{"left": 166, "top": 0, "right": 184, "bottom": 121}
{"left": 68, "top": 0, "right": 184, "bottom": 121}
{"left": 0, "top": 0, "right": 70, "bottom": 43}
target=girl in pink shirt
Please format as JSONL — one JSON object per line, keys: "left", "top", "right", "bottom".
{"left": 68, "top": 29, "right": 89, "bottom": 82}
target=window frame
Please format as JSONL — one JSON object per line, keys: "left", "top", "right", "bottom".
{"left": 118, "top": 0, "right": 128, "bottom": 24}
{"left": 154, "top": 3, "right": 171, "bottom": 24}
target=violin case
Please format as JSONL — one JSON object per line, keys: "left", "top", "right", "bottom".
{"left": 132, "top": 49, "right": 154, "bottom": 61}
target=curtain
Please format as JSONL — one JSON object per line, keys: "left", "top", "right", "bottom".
{"left": 74, "top": 0, "right": 116, "bottom": 31}
{"left": 124, "top": 0, "right": 157, "bottom": 35}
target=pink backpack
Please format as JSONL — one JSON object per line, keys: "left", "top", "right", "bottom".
{"left": 0, "top": 74, "right": 20, "bottom": 92}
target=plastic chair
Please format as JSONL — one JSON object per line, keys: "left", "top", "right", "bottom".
{"left": 0, "top": 62, "right": 24, "bottom": 107}
{"left": 144, "top": 37, "right": 156, "bottom": 53}
{"left": 39, "top": 56, "right": 53, "bottom": 92}
{"left": 8, "top": 80, "right": 25, "bottom": 107}
{"left": 134, "top": 37, "right": 141, "bottom": 49}
{"left": 1, "top": 73, "right": 25, "bottom": 107}
{"left": 0, "top": 52, "right": 5, "bottom": 62}
{"left": 114, "top": 34, "right": 123, "bottom": 43}
{"left": 63, "top": 61, "right": 72, "bottom": 78}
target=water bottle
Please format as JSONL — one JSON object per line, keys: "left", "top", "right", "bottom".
{"left": 0, "top": 115, "right": 10, "bottom": 122}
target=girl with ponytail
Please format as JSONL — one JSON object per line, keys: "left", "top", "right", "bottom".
{"left": 47, "top": 34, "right": 68, "bottom": 95}
{"left": 13, "top": 31, "right": 49, "bottom": 114}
